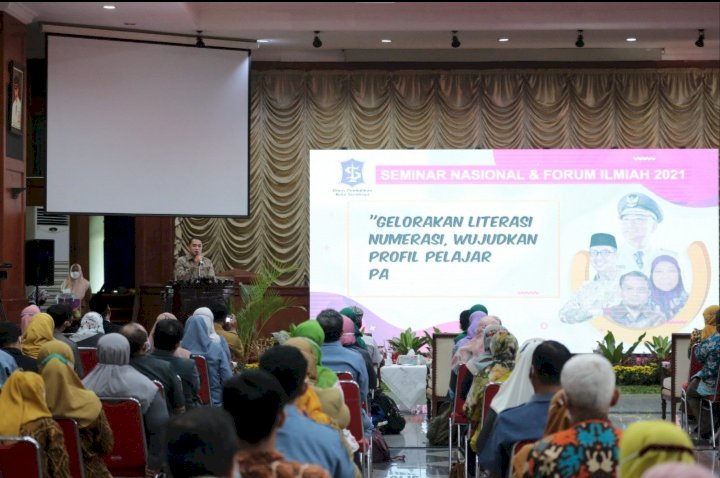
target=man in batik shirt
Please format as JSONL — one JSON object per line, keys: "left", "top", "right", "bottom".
{"left": 525, "top": 354, "right": 621, "bottom": 478}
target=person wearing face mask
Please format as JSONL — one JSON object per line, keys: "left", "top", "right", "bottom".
{"left": 60, "top": 263, "right": 92, "bottom": 316}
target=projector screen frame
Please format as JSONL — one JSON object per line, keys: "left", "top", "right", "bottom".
{"left": 44, "top": 32, "right": 252, "bottom": 218}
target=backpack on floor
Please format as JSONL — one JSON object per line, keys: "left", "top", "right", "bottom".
{"left": 371, "top": 391, "right": 406, "bottom": 434}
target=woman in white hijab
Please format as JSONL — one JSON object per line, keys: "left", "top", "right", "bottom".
{"left": 69, "top": 312, "right": 105, "bottom": 347}
{"left": 82, "top": 333, "right": 169, "bottom": 476}
{"left": 193, "top": 307, "right": 232, "bottom": 362}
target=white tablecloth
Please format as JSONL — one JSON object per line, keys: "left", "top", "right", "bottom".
{"left": 381, "top": 365, "right": 427, "bottom": 412}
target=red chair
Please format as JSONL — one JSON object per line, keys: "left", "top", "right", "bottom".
{"left": 337, "top": 370, "right": 354, "bottom": 381}
{"left": 449, "top": 364, "right": 470, "bottom": 469}
{"left": 100, "top": 397, "right": 147, "bottom": 478}
{"left": 471, "top": 382, "right": 501, "bottom": 478}
{"left": 339, "top": 380, "right": 372, "bottom": 478}
{"left": 78, "top": 347, "right": 98, "bottom": 374}
{"left": 681, "top": 344, "right": 703, "bottom": 431}
{"left": 56, "top": 418, "right": 86, "bottom": 478}
{"left": 0, "top": 436, "right": 42, "bottom": 478}
{"left": 191, "top": 355, "right": 211, "bottom": 406}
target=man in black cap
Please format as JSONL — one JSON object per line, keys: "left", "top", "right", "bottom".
{"left": 615, "top": 192, "right": 674, "bottom": 275}
{"left": 560, "top": 233, "right": 622, "bottom": 324}
{"left": 603, "top": 271, "right": 666, "bottom": 328}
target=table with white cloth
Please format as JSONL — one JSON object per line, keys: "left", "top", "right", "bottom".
{"left": 380, "top": 364, "right": 428, "bottom": 412}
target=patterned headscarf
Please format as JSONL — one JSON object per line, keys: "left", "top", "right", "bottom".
{"left": 620, "top": 421, "right": 695, "bottom": 478}
{"left": 70, "top": 312, "right": 105, "bottom": 343}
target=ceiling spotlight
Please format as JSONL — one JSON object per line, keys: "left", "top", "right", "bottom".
{"left": 626, "top": 37, "right": 637, "bottom": 42}
{"left": 313, "top": 31, "right": 322, "bottom": 49}
{"left": 381, "top": 39, "right": 392, "bottom": 44}
{"left": 451, "top": 31, "right": 461, "bottom": 49}
{"left": 497, "top": 37, "right": 510, "bottom": 43}
{"left": 695, "top": 29, "right": 705, "bottom": 48}
{"left": 575, "top": 30, "right": 585, "bottom": 48}
{"left": 195, "top": 30, "right": 205, "bottom": 48}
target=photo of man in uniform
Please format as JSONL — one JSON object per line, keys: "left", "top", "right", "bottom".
{"left": 10, "top": 71, "right": 22, "bottom": 133}
{"left": 603, "top": 271, "right": 666, "bottom": 328}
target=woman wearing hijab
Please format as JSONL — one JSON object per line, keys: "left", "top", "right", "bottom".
{"left": 83, "top": 333, "right": 169, "bottom": 476}
{"left": 22, "top": 312, "right": 56, "bottom": 359}
{"left": 511, "top": 389, "right": 572, "bottom": 478}
{"left": 0, "top": 371, "right": 71, "bottom": 478}
{"left": 649, "top": 255, "right": 688, "bottom": 320}
{"left": 620, "top": 421, "right": 695, "bottom": 478}
{"left": 181, "top": 315, "right": 232, "bottom": 407}
{"left": 463, "top": 329, "right": 518, "bottom": 451}
{"left": 466, "top": 336, "right": 541, "bottom": 474}
{"left": 641, "top": 463, "right": 715, "bottom": 478}
{"left": 452, "top": 315, "right": 502, "bottom": 372}
{"left": 38, "top": 341, "right": 113, "bottom": 478}
{"left": 193, "top": 306, "right": 232, "bottom": 363}
{"left": 148, "top": 312, "right": 192, "bottom": 358}
{"left": 453, "top": 311, "right": 488, "bottom": 352}
{"left": 290, "top": 320, "right": 339, "bottom": 389}
{"left": 60, "top": 263, "right": 92, "bottom": 316}
{"left": 690, "top": 305, "right": 720, "bottom": 352}
{"left": 20, "top": 304, "right": 41, "bottom": 334}
{"left": 341, "top": 316, "right": 377, "bottom": 389}
{"left": 69, "top": 312, "right": 105, "bottom": 347}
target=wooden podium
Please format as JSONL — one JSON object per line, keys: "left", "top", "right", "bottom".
{"left": 162, "top": 279, "right": 236, "bottom": 321}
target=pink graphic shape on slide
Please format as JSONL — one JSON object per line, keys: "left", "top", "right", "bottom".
{"left": 310, "top": 291, "right": 458, "bottom": 346}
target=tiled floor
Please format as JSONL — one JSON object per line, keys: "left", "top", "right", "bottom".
{"left": 372, "top": 394, "right": 720, "bottom": 477}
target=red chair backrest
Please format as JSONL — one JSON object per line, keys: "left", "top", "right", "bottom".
{"left": 689, "top": 344, "right": 703, "bottom": 377}
{"left": 0, "top": 436, "right": 42, "bottom": 478}
{"left": 452, "top": 364, "right": 470, "bottom": 423}
{"left": 55, "top": 418, "right": 86, "bottom": 478}
{"left": 339, "top": 380, "right": 364, "bottom": 444}
{"left": 481, "top": 382, "right": 501, "bottom": 424}
{"left": 78, "top": 347, "right": 98, "bottom": 374}
{"left": 100, "top": 397, "right": 147, "bottom": 478}
{"left": 509, "top": 439, "right": 537, "bottom": 477}
{"left": 191, "top": 355, "right": 211, "bottom": 406}
{"left": 337, "top": 371, "right": 354, "bottom": 381}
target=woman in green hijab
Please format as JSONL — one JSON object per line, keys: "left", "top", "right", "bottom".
{"left": 620, "top": 420, "right": 695, "bottom": 478}
{"left": 290, "top": 320, "right": 338, "bottom": 388}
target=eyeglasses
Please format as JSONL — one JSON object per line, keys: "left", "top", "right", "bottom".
{"left": 590, "top": 250, "right": 616, "bottom": 257}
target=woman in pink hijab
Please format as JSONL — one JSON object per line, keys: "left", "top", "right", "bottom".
{"left": 451, "top": 315, "right": 502, "bottom": 372}
{"left": 20, "top": 305, "right": 41, "bottom": 334}
{"left": 148, "top": 312, "right": 191, "bottom": 359}
{"left": 60, "top": 263, "right": 92, "bottom": 315}
{"left": 341, "top": 315, "right": 377, "bottom": 389}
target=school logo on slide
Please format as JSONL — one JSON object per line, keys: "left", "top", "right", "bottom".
{"left": 340, "top": 159, "right": 364, "bottom": 187}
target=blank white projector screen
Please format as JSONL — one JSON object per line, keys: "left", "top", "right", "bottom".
{"left": 310, "top": 149, "right": 719, "bottom": 351}
{"left": 47, "top": 35, "right": 250, "bottom": 216}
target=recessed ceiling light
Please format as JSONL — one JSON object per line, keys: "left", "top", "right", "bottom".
{"left": 124, "top": 22, "right": 136, "bottom": 26}
{"left": 381, "top": 39, "right": 392, "bottom": 43}
{"left": 103, "top": 5, "right": 116, "bottom": 10}
{"left": 257, "top": 39, "right": 270, "bottom": 43}
{"left": 497, "top": 38, "right": 510, "bottom": 43}
{"left": 626, "top": 37, "right": 637, "bottom": 42}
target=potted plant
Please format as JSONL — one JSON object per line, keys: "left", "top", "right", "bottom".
{"left": 388, "top": 328, "right": 430, "bottom": 359}
{"left": 228, "top": 262, "right": 303, "bottom": 364}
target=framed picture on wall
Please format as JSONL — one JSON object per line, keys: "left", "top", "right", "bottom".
{"left": 8, "top": 62, "right": 23, "bottom": 135}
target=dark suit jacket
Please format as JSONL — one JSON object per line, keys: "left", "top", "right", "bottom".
{"left": 151, "top": 349, "right": 201, "bottom": 409}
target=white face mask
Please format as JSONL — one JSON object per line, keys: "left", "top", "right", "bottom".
{"left": 70, "top": 271, "right": 80, "bottom": 279}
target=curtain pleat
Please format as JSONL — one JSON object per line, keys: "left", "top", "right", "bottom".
{"left": 175, "top": 68, "right": 720, "bottom": 285}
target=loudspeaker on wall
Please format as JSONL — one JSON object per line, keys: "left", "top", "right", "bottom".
{"left": 25, "top": 239, "right": 54, "bottom": 286}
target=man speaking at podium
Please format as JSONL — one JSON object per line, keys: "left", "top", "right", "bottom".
{"left": 174, "top": 238, "right": 216, "bottom": 280}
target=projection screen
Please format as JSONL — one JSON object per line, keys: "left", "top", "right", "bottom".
{"left": 46, "top": 35, "right": 250, "bottom": 216}
{"left": 310, "top": 149, "right": 719, "bottom": 351}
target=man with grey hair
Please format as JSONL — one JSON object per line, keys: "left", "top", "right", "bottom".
{"left": 525, "top": 354, "right": 622, "bottom": 478}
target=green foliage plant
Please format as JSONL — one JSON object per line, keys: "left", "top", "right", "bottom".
{"left": 596, "top": 331, "right": 647, "bottom": 365}
{"left": 388, "top": 328, "right": 430, "bottom": 355}
{"left": 228, "top": 263, "right": 303, "bottom": 363}
{"left": 644, "top": 335, "right": 671, "bottom": 362}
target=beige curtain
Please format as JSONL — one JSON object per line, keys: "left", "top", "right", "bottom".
{"left": 176, "top": 68, "right": 720, "bottom": 285}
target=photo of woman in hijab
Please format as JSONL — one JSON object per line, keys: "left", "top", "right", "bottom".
{"left": 650, "top": 255, "right": 688, "bottom": 320}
